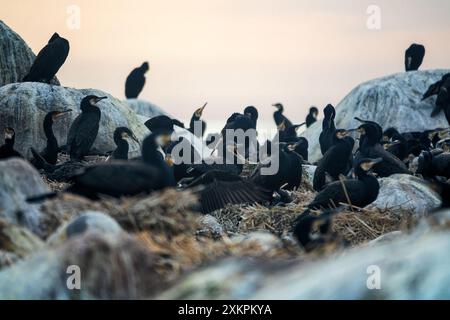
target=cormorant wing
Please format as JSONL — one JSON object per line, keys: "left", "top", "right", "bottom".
{"left": 370, "top": 144, "right": 410, "bottom": 173}
{"left": 24, "top": 41, "right": 69, "bottom": 82}
{"left": 67, "top": 114, "right": 99, "bottom": 155}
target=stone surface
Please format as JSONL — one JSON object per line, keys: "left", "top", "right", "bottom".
{"left": 0, "top": 82, "right": 148, "bottom": 157}
{"left": 368, "top": 174, "right": 441, "bottom": 215}
{"left": 197, "top": 215, "right": 223, "bottom": 238}
{"left": 0, "top": 158, "right": 49, "bottom": 234}
{"left": 0, "top": 233, "right": 164, "bottom": 299}
{"left": 46, "top": 211, "right": 123, "bottom": 246}
{"left": 301, "top": 70, "right": 450, "bottom": 162}
{"left": 0, "top": 219, "right": 44, "bottom": 257}
{"left": 158, "top": 229, "right": 450, "bottom": 299}
{"left": 124, "top": 99, "right": 169, "bottom": 118}
{"left": 0, "top": 20, "right": 58, "bottom": 87}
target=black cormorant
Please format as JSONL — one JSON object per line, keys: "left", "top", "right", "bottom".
{"left": 22, "top": 33, "right": 70, "bottom": 83}
{"left": 422, "top": 73, "right": 450, "bottom": 101}
{"left": 355, "top": 123, "right": 410, "bottom": 177}
{"left": 125, "top": 62, "right": 149, "bottom": 99}
{"left": 31, "top": 110, "right": 72, "bottom": 168}
{"left": 0, "top": 127, "right": 22, "bottom": 160}
{"left": 306, "top": 157, "right": 382, "bottom": 210}
{"left": 292, "top": 210, "right": 337, "bottom": 251}
{"left": 244, "top": 106, "right": 259, "bottom": 129}
{"left": 313, "top": 130, "right": 355, "bottom": 191}
{"left": 189, "top": 103, "right": 207, "bottom": 138}
{"left": 67, "top": 95, "right": 107, "bottom": 161}
{"left": 305, "top": 106, "right": 318, "bottom": 128}
{"left": 110, "top": 127, "right": 139, "bottom": 160}
{"left": 272, "top": 103, "right": 293, "bottom": 128}
{"left": 405, "top": 43, "right": 425, "bottom": 72}
{"left": 319, "top": 104, "right": 336, "bottom": 155}
{"left": 417, "top": 150, "right": 450, "bottom": 180}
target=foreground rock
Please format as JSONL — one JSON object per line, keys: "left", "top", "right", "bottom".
{"left": 0, "top": 219, "right": 44, "bottom": 258}
{"left": 369, "top": 174, "right": 441, "bottom": 215}
{"left": 0, "top": 233, "right": 164, "bottom": 299}
{"left": 0, "top": 159, "right": 49, "bottom": 234}
{"left": 158, "top": 227, "right": 450, "bottom": 299}
{"left": 302, "top": 70, "right": 450, "bottom": 162}
{"left": 0, "top": 20, "right": 58, "bottom": 87}
{"left": 0, "top": 82, "right": 148, "bottom": 156}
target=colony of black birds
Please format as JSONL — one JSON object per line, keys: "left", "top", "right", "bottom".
{"left": 2, "top": 34, "right": 450, "bottom": 252}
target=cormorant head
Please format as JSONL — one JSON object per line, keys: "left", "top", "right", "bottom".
{"left": 141, "top": 62, "right": 150, "bottom": 72}
{"left": 48, "top": 32, "right": 60, "bottom": 43}
{"left": 113, "top": 127, "right": 139, "bottom": 145}
{"left": 357, "top": 158, "right": 383, "bottom": 173}
{"left": 46, "top": 110, "right": 72, "bottom": 123}
{"left": 383, "top": 127, "right": 399, "bottom": 141}
{"left": 323, "top": 104, "right": 335, "bottom": 118}
{"left": 244, "top": 106, "right": 258, "bottom": 122}
{"left": 4, "top": 127, "right": 15, "bottom": 140}
{"left": 309, "top": 106, "right": 319, "bottom": 117}
{"left": 194, "top": 103, "right": 207, "bottom": 118}
{"left": 272, "top": 103, "right": 283, "bottom": 111}
{"left": 81, "top": 95, "right": 108, "bottom": 110}
{"left": 144, "top": 115, "right": 174, "bottom": 147}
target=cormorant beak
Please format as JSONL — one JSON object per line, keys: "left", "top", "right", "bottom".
{"left": 272, "top": 104, "right": 281, "bottom": 109}
{"left": 95, "top": 96, "right": 108, "bottom": 103}
{"left": 347, "top": 128, "right": 358, "bottom": 132}
{"left": 131, "top": 134, "right": 140, "bottom": 146}
{"left": 354, "top": 117, "right": 366, "bottom": 124}
{"left": 53, "top": 109, "right": 72, "bottom": 120}
{"left": 195, "top": 102, "right": 207, "bottom": 117}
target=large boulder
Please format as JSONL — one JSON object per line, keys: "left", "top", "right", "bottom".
{"left": 0, "top": 158, "right": 49, "bottom": 235}
{"left": 369, "top": 174, "right": 441, "bottom": 216}
{"left": 124, "top": 99, "right": 169, "bottom": 118}
{"left": 0, "top": 233, "right": 164, "bottom": 299}
{"left": 158, "top": 228, "right": 450, "bottom": 299}
{"left": 0, "top": 83, "right": 148, "bottom": 156}
{"left": 302, "top": 70, "right": 450, "bottom": 162}
{"left": 0, "top": 20, "right": 58, "bottom": 87}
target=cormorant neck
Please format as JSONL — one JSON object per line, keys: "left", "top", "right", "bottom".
{"left": 4, "top": 137, "right": 15, "bottom": 149}
{"left": 44, "top": 118, "right": 56, "bottom": 140}
{"left": 115, "top": 139, "right": 129, "bottom": 158}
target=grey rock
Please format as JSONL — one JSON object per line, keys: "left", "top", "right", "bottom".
{"left": 0, "top": 83, "right": 148, "bottom": 156}
{"left": 302, "top": 70, "right": 450, "bottom": 162}
{"left": 158, "top": 229, "right": 450, "bottom": 299}
{"left": 0, "top": 251, "right": 19, "bottom": 270}
{"left": 0, "top": 20, "right": 58, "bottom": 87}
{"left": 231, "top": 232, "right": 282, "bottom": 252}
{"left": 47, "top": 211, "right": 122, "bottom": 246}
{"left": 0, "top": 219, "right": 44, "bottom": 257}
{"left": 367, "top": 231, "right": 403, "bottom": 246}
{"left": 124, "top": 99, "right": 169, "bottom": 118}
{"left": 0, "top": 233, "right": 164, "bottom": 299}
{"left": 302, "top": 165, "right": 316, "bottom": 186}
{"left": 0, "top": 158, "right": 49, "bottom": 234}
{"left": 368, "top": 174, "right": 441, "bottom": 215}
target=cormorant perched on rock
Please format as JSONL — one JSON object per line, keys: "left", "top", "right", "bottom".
{"left": 313, "top": 130, "right": 355, "bottom": 191}
{"left": 23, "top": 33, "right": 69, "bottom": 83}
{"left": 319, "top": 104, "right": 336, "bottom": 155}
{"left": 110, "top": 127, "right": 139, "bottom": 160}
{"left": 354, "top": 117, "right": 383, "bottom": 142}
{"left": 278, "top": 123, "right": 309, "bottom": 161}
{"left": 29, "top": 132, "right": 176, "bottom": 202}
{"left": 355, "top": 123, "right": 410, "bottom": 177}
{"left": 189, "top": 103, "right": 207, "bottom": 138}
{"left": 31, "top": 110, "right": 72, "bottom": 168}
{"left": 244, "top": 106, "right": 259, "bottom": 129}
{"left": 305, "top": 106, "right": 318, "bottom": 128}
{"left": 125, "top": 62, "right": 149, "bottom": 99}
{"left": 405, "top": 43, "right": 425, "bottom": 72}
{"left": 272, "top": 103, "right": 293, "bottom": 128}
{"left": 382, "top": 127, "right": 408, "bottom": 161}
{"left": 144, "top": 115, "right": 175, "bottom": 136}
{"left": 67, "top": 95, "right": 107, "bottom": 161}
{"left": 0, "top": 127, "right": 22, "bottom": 160}
{"left": 417, "top": 150, "right": 450, "bottom": 180}
{"left": 422, "top": 73, "right": 450, "bottom": 101}
{"left": 304, "top": 158, "right": 382, "bottom": 210}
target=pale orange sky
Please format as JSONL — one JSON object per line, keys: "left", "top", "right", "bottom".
{"left": 3, "top": 0, "right": 450, "bottom": 128}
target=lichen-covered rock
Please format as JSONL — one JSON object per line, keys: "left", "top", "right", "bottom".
{"left": 0, "top": 233, "right": 164, "bottom": 299}
{"left": 0, "top": 83, "right": 148, "bottom": 156}
{"left": 302, "top": 70, "right": 450, "bottom": 162}
{"left": 0, "top": 20, "right": 58, "bottom": 86}
{"left": 124, "top": 99, "right": 169, "bottom": 118}
{"left": 46, "top": 211, "right": 122, "bottom": 246}
{"left": 0, "top": 158, "right": 49, "bottom": 234}
{"left": 369, "top": 174, "right": 441, "bottom": 215}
